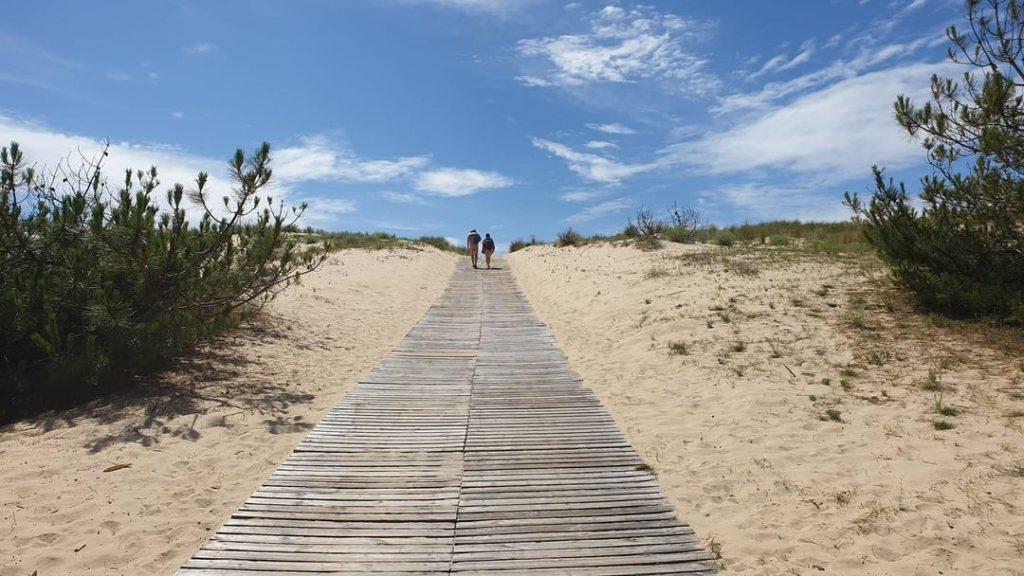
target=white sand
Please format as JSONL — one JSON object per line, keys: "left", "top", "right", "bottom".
{"left": 509, "top": 242, "right": 1024, "bottom": 575}
{"left": 0, "top": 247, "right": 456, "bottom": 576}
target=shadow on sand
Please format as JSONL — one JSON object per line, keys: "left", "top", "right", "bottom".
{"left": 17, "top": 313, "right": 318, "bottom": 453}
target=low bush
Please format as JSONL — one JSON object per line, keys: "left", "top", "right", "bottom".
{"left": 416, "top": 235, "right": 459, "bottom": 252}
{"left": 714, "top": 233, "right": 736, "bottom": 247}
{"left": 554, "top": 227, "right": 586, "bottom": 248}
{"left": 509, "top": 235, "right": 543, "bottom": 253}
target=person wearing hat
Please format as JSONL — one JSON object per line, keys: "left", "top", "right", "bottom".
{"left": 466, "top": 229, "right": 482, "bottom": 268}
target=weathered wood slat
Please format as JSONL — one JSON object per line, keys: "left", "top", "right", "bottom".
{"left": 176, "top": 258, "right": 713, "bottom": 575}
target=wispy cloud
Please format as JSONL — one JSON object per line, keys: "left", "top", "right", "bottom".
{"left": 517, "top": 5, "right": 718, "bottom": 95}
{"left": 670, "top": 62, "right": 951, "bottom": 181}
{"left": 188, "top": 42, "right": 214, "bottom": 54}
{"left": 566, "top": 198, "right": 631, "bottom": 223}
{"left": 703, "top": 182, "right": 853, "bottom": 222}
{"left": 515, "top": 75, "right": 554, "bottom": 87}
{"left": 718, "top": 32, "right": 946, "bottom": 113}
{"left": 0, "top": 33, "right": 85, "bottom": 95}
{"left": 274, "top": 135, "right": 430, "bottom": 184}
{"left": 381, "top": 191, "right": 426, "bottom": 204}
{"left": 561, "top": 189, "right": 610, "bottom": 202}
{"left": 414, "top": 167, "right": 513, "bottom": 196}
{"left": 299, "top": 197, "right": 358, "bottom": 222}
{"left": 405, "top": 0, "right": 539, "bottom": 15}
{"left": 584, "top": 140, "right": 618, "bottom": 150}
{"left": 752, "top": 40, "right": 815, "bottom": 78}
{"left": 533, "top": 137, "right": 658, "bottom": 183}
{"left": 588, "top": 122, "right": 635, "bottom": 135}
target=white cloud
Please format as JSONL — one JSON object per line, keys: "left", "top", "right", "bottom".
{"left": 561, "top": 189, "right": 610, "bottom": 202}
{"left": 274, "top": 135, "right": 429, "bottom": 185}
{"left": 516, "top": 75, "right": 555, "bottom": 87}
{"left": 588, "top": 122, "right": 635, "bottom": 134}
{"left": 670, "top": 62, "right": 951, "bottom": 181}
{"left": 381, "top": 191, "right": 426, "bottom": 204}
{"left": 171, "top": 111, "right": 184, "bottom": 119}
{"left": 753, "top": 40, "right": 815, "bottom": 78}
{"left": 189, "top": 42, "right": 213, "bottom": 54}
{"left": 533, "top": 137, "right": 658, "bottom": 183}
{"left": 299, "top": 198, "right": 357, "bottom": 222}
{"left": 585, "top": 140, "right": 618, "bottom": 149}
{"left": 705, "top": 183, "right": 852, "bottom": 222}
{"left": 414, "top": 167, "right": 513, "bottom": 196}
{"left": 517, "top": 5, "right": 718, "bottom": 95}
{"left": 566, "top": 198, "right": 631, "bottom": 223}
{"left": 719, "top": 33, "right": 946, "bottom": 113}
{"left": 0, "top": 115, "right": 235, "bottom": 210}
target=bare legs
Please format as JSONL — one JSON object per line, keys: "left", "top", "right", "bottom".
{"left": 468, "top": 244, "right": 479, "bottom": 268}
{"left": 484, "top": 250, "right": 493, "bottom": 269}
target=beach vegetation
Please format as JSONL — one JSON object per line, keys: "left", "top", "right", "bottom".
{"left": 668, "top": 341, "right": 689, "bottom": 355}
{"left": 554, "top": 227, "right": 587, "bottom": 247}
{"left": 0, "top": 141, "right": 327, "bottom": 422}
{"left": 845, "top": 0, "right": 1024, "bottom": 326}
{"left": 509, "top": 235, "right": 543, "bottom": 252}
{"left": 414, "top": 235, "right": 460, "bottom": 252}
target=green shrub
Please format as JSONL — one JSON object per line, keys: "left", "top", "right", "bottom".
{"left": 663, "top": 226, "right": 694, "bottom": 243}
{"left": 555, "top": 227, "right": 586, "bottom": 248}
{"left": 845, "top": 0, "right": 1024, "bottom": 325}
{"left": 714, "top": 233, "right": 736, "bottom": 247}
{"left": 509, "top": 235, "right": 543, "bottom": 253}
{"left": 416, "top": 235, "right": 458, "bottom": 252}
{"left": 323, "top": 231, "right": 401, "bottom": 250}
{"left": 634, "top": 235, "right": 664, "bottom": 251}
{"left": 0, "top": 141, "right": 327, "bottom": 422}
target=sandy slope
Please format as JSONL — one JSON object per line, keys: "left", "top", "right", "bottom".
{"left": 510, "top": 242, "right": 1024, "bottom": 576}
{"left": 0, "top": 247, "right": 456, "bottom": 576}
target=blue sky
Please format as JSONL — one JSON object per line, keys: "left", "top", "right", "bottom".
{"left": 1, "top": 0, "right": 962, "bottom": 248}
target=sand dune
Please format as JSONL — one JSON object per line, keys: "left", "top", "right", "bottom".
{"left": 510, "top": 242, "right": 1024, "bottom": 576}
{"left": 0, "top": 247, "right": 456, "bottom": 576}
{"left": 4, "top": 241, "right": 1021, "bottom": 575}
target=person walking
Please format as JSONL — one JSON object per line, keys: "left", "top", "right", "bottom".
{"left": 481, "top": 233, "right": 496, "bottom": 269}
{"left": 467, "top": 229, "right": 482, "bottom": 269}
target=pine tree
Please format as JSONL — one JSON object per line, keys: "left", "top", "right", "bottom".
{"left": 0, "top": 142, "right": 329, "bottom": 421}
{"left": 846, "top": 0, "right": 1024, "bottom": 324}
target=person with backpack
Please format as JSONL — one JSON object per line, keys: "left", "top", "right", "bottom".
{"left": 481, "top": 233, "right": 496, "bottom": 269}
{"left": 467, "top": 229, "right": 482, "bottom": 268}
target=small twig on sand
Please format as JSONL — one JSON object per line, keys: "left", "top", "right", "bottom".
{"left": 783, "top": 363, "right": 797, "bottom": 378}
{"left": 102, "top": 463, "right": 132, "bottom": 473}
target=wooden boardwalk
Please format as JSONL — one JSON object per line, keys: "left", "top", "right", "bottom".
{"left": 177, "top": 259, "right": 715, "bottom": 575}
